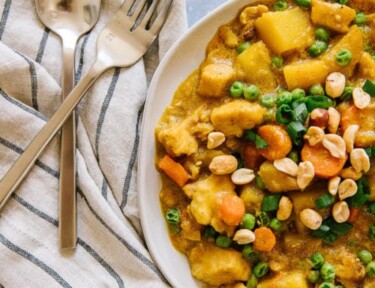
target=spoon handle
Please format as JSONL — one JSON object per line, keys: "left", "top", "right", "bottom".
{"left": 0, "top": 59, "right": 109, "bottom": 212}
{"left": 59, "top": 39, "right": 77, "bottom": 250}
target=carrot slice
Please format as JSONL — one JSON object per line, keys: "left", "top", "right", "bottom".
{"left": 158, "top": 155, "right": 189, "bottom": 187}
{"left": 301, "top": 142, "right": 347, "bottom": 179}
{"left": 253, "top": 227, "right": 276, "bottom": 252}
{"left": 220, "top": 194, "right": 245, "bottom": 226}
{"left": 347, "top": 208, "right": 360, "bottom": 224}
{"left": 257, "top": 125, "right": 292, "bottom": 161}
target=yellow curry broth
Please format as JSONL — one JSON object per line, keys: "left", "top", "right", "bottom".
{"left": 155, "top": 0, "right": 375, "bottom": 287}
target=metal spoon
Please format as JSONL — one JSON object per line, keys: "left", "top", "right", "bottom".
{"left": 35, "top": 0, "right": 100, "bottom": 250}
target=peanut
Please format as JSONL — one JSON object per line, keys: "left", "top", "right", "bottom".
{"left": 325, "top": 72, "right": 346, "bottom": 98}
{"left": 304, "top": 126, "right": 325, "bottom": 146}
{"left": 209, "top": 155, "right": 238, "bottom": 175}
{"left": 233, "top": 229, "right": 256, "bottom": 245}
{"left": 353, "top": 87, "right": 371, "bottom": 109}
{"left": 338, "top": 178, "right": 358, "bottom": 200}
{"left": 309, "top": 108, "right": 329, "bottom": 129}
{"left": 207, "top": 132, "right": 225, "bottom": 149}
{"left": 277, "top": 196, "right": 293, "bottom": 221}
{"left": 343, "top": 124, "right": 359, "bottom": 153}
{"left": 332, "top": 201, "right": 350, "bottom": 223}
{"left": 231, "top": 168, "right": 255, "bottom": 185}
{"left": 328, "top": 176, "right": 341, "bottom": 196}
{"left": 273, "top": 158, "right": 298, "bottom": 176}
{"left": 297, "top": 161, "right": 315, "bottom": 190}
{"left": 327, "top": 107, "right": 340, "bottom": 134}
{"left": 340, "top": 166, "right": 363, "bottom": 181}
{"left": 350, "top": 148, "right": 370, "bottom": 173}
{"left": 300, "top": 209, "right": 322, "bottom": 230}
{"left": 322, "top": 134, "right": 346, "bottom": 159}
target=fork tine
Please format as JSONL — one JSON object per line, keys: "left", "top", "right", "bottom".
{"left": 129, "top": 0, "right": 148, "bottom": 22}
{"left": 148, "top": 0, "right": 173, "bottom": 35}
{"left": 121, "top": 0, "right": 137, "bottom": 14}
{"left": 138, "top": 0, "right": 158, "bottom": 29}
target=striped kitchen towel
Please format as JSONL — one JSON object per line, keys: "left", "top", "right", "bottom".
{"left": 0, "top": 0, "right": 187, "bottom": 287}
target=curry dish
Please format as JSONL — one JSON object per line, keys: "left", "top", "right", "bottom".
{"left": 155, "top": 0, "right": 375, "bottom": 287}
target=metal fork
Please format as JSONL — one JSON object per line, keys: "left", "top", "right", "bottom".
{"left": 0, "top": 0, "right": 173, "bottom": 211}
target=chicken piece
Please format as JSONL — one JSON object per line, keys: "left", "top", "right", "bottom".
{"left": 189, "top": 243, "right": 251, "bottom": 286}
{"left": 219, "top": 25, "right": 238, "bottom": 48}
{"left": 359, "top": 52, "right": 375, "bottom": 80}
{"left": 157, "top": 106, "right": 214, "bottom": 156}
{"left": 210, "top": 100, "right": 266, "bottom": 137}
{"left": 311, "top": 0, "right": 356, "bottom": 33}
{"left": 183, "top": 174, "right": 236, "bottom": 234}
{"left": 198, "top": 63, "right": 236, "bottom": 97}
{"left": 239, "top": 5, "right": 268, "bottom": 25}
{"left": 257, "top": 271, "right": 309, "bottom": 288}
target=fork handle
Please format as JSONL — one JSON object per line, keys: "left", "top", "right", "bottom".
{"left": 0, "top": 58, "right": 109, "bottom": 211}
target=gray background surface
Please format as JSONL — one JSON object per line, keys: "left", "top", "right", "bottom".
{"left": 186, "top": 0, "right": 227, "bottom": 26}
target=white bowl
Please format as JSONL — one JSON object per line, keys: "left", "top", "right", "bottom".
{"left": 138, "top": 1, "right": 256, "bottom": 286}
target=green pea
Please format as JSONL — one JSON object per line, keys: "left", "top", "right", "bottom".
{"left": 318, "top": 283, "right": 335, "bottom": 288}
{"left": 230, "top": 81, "right": 245, "bottom": 98}
{"left": 259, "top": 94, "right": 276, "bottom": 108}
{"left": 242, "top": 245, "right": 259, "bottom": 262}
{"left": 336, "top": 49, "right": 352, "bottom": 66}
{"left": 315, "top": 27, "right": 330, "bottom": 42}
{"left": 241, "top": 213, "right": 256, "bottom": 230}
{"left": 366, "top": 261, "right": 375, "bottom": 277}
{"left": 354, "top": 12, "right": 367, "bottom": 25}
{"left": 274, "top": 0, "right": 288, "bottom": 11}
{"left": 215, "top": 235, "right": 232, "bottom": 248}
{"left": 237, "top": 42, "right": 251, "bottom": 53}
{"left": 309, "top": 40, "right": 328, "bottom": 57}
{"left": 288, "top": 150, "right": 299, "bottom": 163}
{"left": 271, "top": 55, "right": 283, "bottom": 68}
{"left": 246, "top": 274, "right": 258, "bottom": 288}
{"left": 309, "top": 84, "right": 325, "bottom": 96}
{"left": 307, "top": 270, "right": 320, "bottom": 284}
{"left": 295, "top": 0, "right": 311, "bottom": 7}
{"left": 320, "top": 263, "right": 336, "bottom": 281}
{"left": 276, "top": 91, "right": 293, "bottom": 106}
{"left": 291, "top": 88, "right": 306, "bottom": 101}
{"left": 310, "top": 252, "right": 325, "bottom": 270}
{"left": 244, "top": 85, "right": 260, "bottom": 100}
{"left": 358, "top": 249, "right": 373, "bottom": 265}
{"left": 253, "top": 261, "right": 269, "bottom": 278}
{"left": 166, "top": 208, "right": 180, "bottom": 224}
{"left": 269, "top": 218, "right": 283, "bottom": 232}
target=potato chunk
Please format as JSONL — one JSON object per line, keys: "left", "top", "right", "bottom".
{"left": 198, "top": 63, "right": 235, "bottom": 97}
{"left": 183, "top": 174, "right": 235, "bottom": 233}
{"left": 257, "top": 271, "right": 308, "bottom": 288}
{"left": 359, "top": 52, "right": 375, "bottom": 80}
{"left": 311, "top": 0, "right": 356, "bottom": 33}
{"left": 321, "top": 25, "right": 364, "bottom": 77}
{"left": 258, "top": 161, "right": 299, "bottom": 193}
{"left": 189, "top": 243, "right": 251, "bottom": 286}
{"left": 210, "top": 100, "right": 265, "bottom": 137}
{"left": 283, "top": 60, "right": 329, "bottom": 90}
{"left": 254, "top": 8, "right": 314, "bottom": 54}
{"left": 235, "top": 41, "right": 276, "bottom": 90}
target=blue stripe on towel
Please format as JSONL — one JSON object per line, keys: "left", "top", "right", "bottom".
{"left": 0, "top": 89, "right": 46, "bottom": 121}
{"left": 12, "top": 194, "right": 125, "bottom": 287}
{"left": 95, "top": 67, "right": 120, "bottom": 159}
{"left": 75, "top": 33, "right": 90, "bottom": 84}
{"left": 17, "top": 54, "right": 39, "bottom": 111}
{"left": 102, "top": 178, "right": 109, "bottom": 200}
{"left": 120, "top": 102, "right": 144, "bottom": 209}
{"left": 77, "top": 188, "right": 169, "bottom": 284}
{"left": 77, "top": 239, "right": 125, "bottom": 288}
{"left": 0, "top": 137, "right": 59, "bottom": 178}
{"left": 0, "top": 0, "right": 12, "bottom": 39}
{"left": 35, "top": 27, "right": 50, "bottom": 64}
{"left": 0, "top": 234, "right": 73, "bottom": 288}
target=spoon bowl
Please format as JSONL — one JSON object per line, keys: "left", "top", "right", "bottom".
{"left": 35, "top": 0, "right": 101, "bottom": 250}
